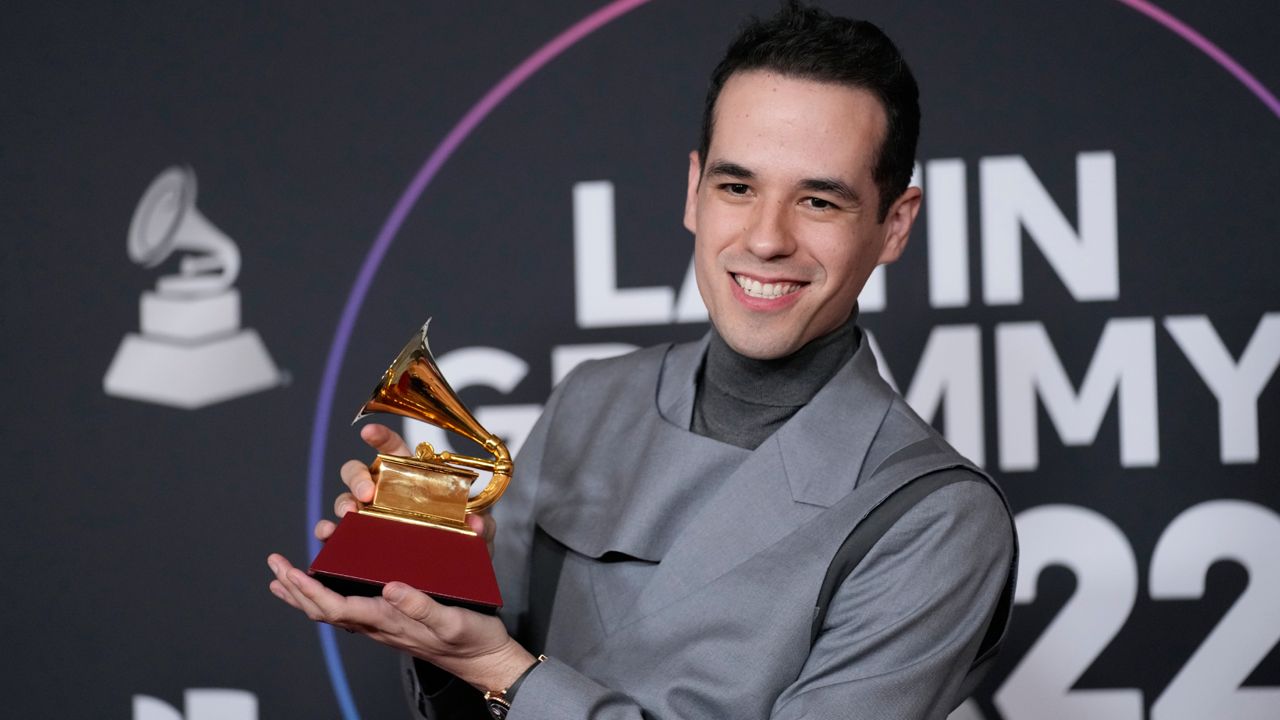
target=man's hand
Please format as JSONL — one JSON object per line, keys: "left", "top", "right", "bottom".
{"left": 272, "top": 422, "right": 514, "bottom": 689}
{"left": 312, "top": 423, "right": 410, "bottom": 542}
{"left": 313, "top": 423, "right": 496, "bottom": 553}
{"left": 266, "top": 554, "right": 535, "bottom": 692}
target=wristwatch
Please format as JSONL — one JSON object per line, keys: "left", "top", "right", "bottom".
{"left": 483, "top": 655, "right": 547, "bottom": 719}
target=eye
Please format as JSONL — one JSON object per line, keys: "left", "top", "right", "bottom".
{"left": 803, "top": 197, "right": 838, "bottom": 210}
{"left": 719, "top": 183, "right": 751, "bottom": 196}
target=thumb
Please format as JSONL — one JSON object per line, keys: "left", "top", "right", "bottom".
{"left": 383, "top": 582, "right": 438, "bottom": 623}
{"left": 361, "top": 423, "right": 412, "bottom": 457}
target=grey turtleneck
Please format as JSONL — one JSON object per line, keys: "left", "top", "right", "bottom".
{"left": 691, "top": 314, "right": 859, "bottom": 450}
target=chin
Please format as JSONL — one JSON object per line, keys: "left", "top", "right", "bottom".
{"left": 718, "top": 329, "right": 799, "bottom": 360}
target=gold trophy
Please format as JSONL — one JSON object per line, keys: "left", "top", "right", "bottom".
{"left": 308, "top": 320, "right": 510, "bottom": 610}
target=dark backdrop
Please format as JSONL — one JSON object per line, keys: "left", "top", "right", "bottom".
{"left": 3, "top": 1, "right": 1277, "bottom": 718}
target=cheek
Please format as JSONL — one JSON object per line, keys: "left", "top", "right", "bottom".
{"left": 694, "top": 209, "right": 736, "bottom": 259}
{"left": 811, "top": 239, "right": 880, "bottom": 295}
{"left": 692, "top": 242, "right": 720, "bottom": 309}
{"left": 810, "top": 233, "right": 860, "bottom": 269}
{"left": 692, "top": 233, "right": 719, "bottom": 284}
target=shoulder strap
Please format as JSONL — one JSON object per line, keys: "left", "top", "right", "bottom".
{"left": 809, "top": 470, "right": 969, "bottom": 646}
{"left": 808, "top": 469, "right": 1010, "bottom": 700}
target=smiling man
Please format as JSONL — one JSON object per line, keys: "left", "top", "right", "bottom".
{"left": 687, "top": 70, "right": 913, "bottom": 361}
{"left": 268, "top": 3, "right": 1016, "bottom": 719}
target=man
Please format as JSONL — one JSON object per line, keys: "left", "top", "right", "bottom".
{"left": 268, "top": 3, "right": 1016, "bottom": 718}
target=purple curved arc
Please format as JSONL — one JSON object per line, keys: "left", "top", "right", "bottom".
{"left": 1114, "top": 0, "right": 1280, "bottom": 118}
{"left": 303, "top": 1, "right": 652, "bottom": 718}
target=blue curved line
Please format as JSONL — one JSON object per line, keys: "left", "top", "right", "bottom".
{"left": 317, "top": 625, "right": 358, "bottom": 719}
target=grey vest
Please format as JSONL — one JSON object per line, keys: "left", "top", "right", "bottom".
{"left": 505, "top": 335, "right": 1016, "bottom": 718}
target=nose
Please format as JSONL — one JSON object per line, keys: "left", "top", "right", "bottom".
{"left": 743, "top": 198, "right": 796, "bottom": 260}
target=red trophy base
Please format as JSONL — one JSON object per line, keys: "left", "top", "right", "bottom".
{"left": 308, "top": 511, "right": 502, "bottom": 611}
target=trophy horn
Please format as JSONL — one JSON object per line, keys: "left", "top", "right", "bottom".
{"left": 354, "top": 319, "right": 513, "bottom": 513}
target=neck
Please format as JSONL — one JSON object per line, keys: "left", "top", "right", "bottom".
{"left": 692, "top": 312, "right": 859, "bottom": 449}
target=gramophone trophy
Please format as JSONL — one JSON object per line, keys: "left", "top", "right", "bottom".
{"left": 308, "top": 320, "right": 511, "bottom": 610}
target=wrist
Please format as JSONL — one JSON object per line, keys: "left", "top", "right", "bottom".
{"left": 466, "top": 639, "right": 537, "bottom": 693}
{"left": 482, "top": 652, "right": 546, "bottom": 720}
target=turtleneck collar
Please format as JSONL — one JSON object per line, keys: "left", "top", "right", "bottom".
{"left": 692, "top": 310, "right": 860, "bottom": 449}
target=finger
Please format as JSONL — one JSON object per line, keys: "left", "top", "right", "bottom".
{"left": 266, "top": 553, "right": 294, "bottom": 574}
{"left": 269, "top": 579, "right": 302, "bottom": 610}
{"left": 291, "top": 572, "right": 404, "bottom": 633}
{"left": 465, "top": 513, "right": 497, "bottom": 555}
{"left": 282, "top": 567, "right": 350, "bottom": 623}
{"left": 333, "top": 492, "right": 360, "bottom": 518}
{"left": 314, "top": 519, "right": 337, "bottom": 541}
{"left": 383, "top": 582, "right": 446, "bottom": 627}
{"left": 338, "top": 460, "right": 378, "bottom": 505}
{"left": 360, "top": 423, "right": 411, "bottom": 457}
{"left": 269, "top": 556, "right": 328, "bottom": 621}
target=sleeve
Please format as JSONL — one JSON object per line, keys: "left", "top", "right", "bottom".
{"left": 505, "top": 658, "right": 651, "bottom": 719}
{"left": 770, "top": 475, "right": 1015, "bottom": 720}
{"left": 400, "top": 655, "right": 484, "bottom": 720}
{"left": 504, "top": 474, "right": 1013, "bottom": 720}
{"left": 401, "top": 364, "right": 577, "bottom": 720}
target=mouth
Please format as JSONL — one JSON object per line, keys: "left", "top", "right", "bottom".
{"left": 732, "top": 273, "right": 804, "bottom": 300}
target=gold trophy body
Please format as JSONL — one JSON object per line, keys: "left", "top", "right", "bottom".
{"left": 308, "top": 320, "right": 510, "bottom": 610}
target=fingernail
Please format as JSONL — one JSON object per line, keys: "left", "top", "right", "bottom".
{"left": 357, "top": 481, "right": 373, "bottom": 499}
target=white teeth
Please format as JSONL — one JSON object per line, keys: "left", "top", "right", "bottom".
{"left": 735, "top": 274, "right": 799, "bottom": 299}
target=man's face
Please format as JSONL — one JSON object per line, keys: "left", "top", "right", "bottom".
{"left": 684, "top": 70, "right": 920, "bottom": 359}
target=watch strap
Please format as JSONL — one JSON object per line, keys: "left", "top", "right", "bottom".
{"left": 483, "top": 655, "right": 546, "bottom": 719}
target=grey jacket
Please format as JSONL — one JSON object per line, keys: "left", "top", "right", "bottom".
{"left": 406, "top": 332, "right": 1016, "bottom": 720}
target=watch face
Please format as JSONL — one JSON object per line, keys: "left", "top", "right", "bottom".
{"left": 484, "top": 696, "right": 510, "bottom": 719}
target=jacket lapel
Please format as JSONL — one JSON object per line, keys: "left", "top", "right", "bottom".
{"left": 776, "top": 334, "right": 898, "bottom": 507}
{"left": 614, "top": 333, "right": 898, "bottom": 629}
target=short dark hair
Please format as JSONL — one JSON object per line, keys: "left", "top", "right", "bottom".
{"left": 697, "top": 1, "right": 920, "bottom": 221}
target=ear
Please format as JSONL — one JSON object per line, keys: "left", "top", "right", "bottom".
{"left": 876, "top": 185, "right": 922, "bottom": 265}
{"left": 683, "top": 150, "right": 702, "bottom": 234}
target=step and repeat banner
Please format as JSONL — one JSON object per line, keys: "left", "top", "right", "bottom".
{"left": 4, "top": 1, "right": 1277, "bottom": 718}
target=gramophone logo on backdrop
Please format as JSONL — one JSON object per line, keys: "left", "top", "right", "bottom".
{"left": 103, "top": 166, "right": 282, "bottom": 409}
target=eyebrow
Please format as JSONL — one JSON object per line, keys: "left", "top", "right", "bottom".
{"left": 799, "top": 177, "right": 860, "bottom": 205}
{"left": 704, "top": 160, "right": 755, "bottom": 180}
{"left": 705, "top": 160, "right": 861, "bottom": 206}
